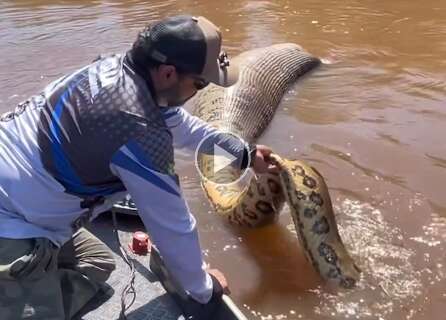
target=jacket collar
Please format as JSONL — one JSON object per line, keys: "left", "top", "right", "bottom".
{"left": 124, "top": 51, "right": 158, "bottom": 104}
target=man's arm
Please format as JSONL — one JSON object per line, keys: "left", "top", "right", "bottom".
{"left": 109, "top": 141, "right": 222, "bottom": 304}
{"left": 161, "top": 107, "right": 256, "bottom": 169}
{"left": 162, "top": 107, "right": 279, "bottom": 175}
{"left": 162, "top": 107, "right": 251, "bottom": 151}
{"left": 161, "top": 107, "right": 218, "bottom": 151}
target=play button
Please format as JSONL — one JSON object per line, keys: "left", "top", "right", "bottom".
{"left": 195, "top": 131, "right": 252, "bottom": 184}
{"left": 213, "top": 144, "right": 237, "bottom": 173}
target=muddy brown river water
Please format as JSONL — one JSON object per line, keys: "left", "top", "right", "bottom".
{"left": 0, "top": 1, "right": 445, "bottom": 319}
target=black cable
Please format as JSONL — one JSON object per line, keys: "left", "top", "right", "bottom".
{"left": 112, "top": 211, "right": 137, "bottom": 320}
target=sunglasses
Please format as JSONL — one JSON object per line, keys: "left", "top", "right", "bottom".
{"left": 190, "top": 75, "right": 210, "bottom": 90}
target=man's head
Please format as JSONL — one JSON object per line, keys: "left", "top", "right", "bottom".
{"left": 130, "top": 15, "right": 238, "bottom": 107}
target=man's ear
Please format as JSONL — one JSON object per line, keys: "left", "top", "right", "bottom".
{"left": 158, "top": 65, "right": 178, "bottom": 82}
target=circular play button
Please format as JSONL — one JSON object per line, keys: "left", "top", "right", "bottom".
{"left": 195, "top": 131, "right": 252, "bottom": 185}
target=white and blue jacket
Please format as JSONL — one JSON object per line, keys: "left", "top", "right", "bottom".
{"left": 0, "top": 53, "right": 249, "bottom": 304}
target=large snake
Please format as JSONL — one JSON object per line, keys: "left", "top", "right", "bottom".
{"left": 190, "top": 43, "right": 361, "bottom": 288}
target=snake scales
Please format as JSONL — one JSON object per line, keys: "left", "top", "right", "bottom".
{"left": 191, "top": 43, "right": 360, "bottom": 288}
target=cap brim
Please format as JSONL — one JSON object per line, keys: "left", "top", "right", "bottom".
{"left": 203, "top": 59, "right": 239, "bottom": 87}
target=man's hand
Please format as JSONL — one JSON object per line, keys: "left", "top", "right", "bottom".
{"left": 207, "top": 268, "right": 231, "bottom": 295}
{"left": 252, "top": 144, "right": 279, "bottom": 174}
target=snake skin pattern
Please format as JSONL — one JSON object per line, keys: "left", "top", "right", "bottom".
{"left": 192, "top": 43, "right": 360, "bottom": 287}
{"left": 270, "top": 154, "right": 360, "bottom": 287}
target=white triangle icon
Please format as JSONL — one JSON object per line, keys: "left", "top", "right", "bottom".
{"left": 213, "top": 144, "right": 237, "bottom": 174}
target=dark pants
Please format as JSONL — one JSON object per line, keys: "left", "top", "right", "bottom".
{"left": 0, "top": 228, "right": 116, "bottom": 319}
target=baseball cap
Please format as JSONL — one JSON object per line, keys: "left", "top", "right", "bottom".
{"left": 133, "top": 15, "right": 238, "bottom": 87}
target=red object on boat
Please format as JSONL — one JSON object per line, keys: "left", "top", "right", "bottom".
{"left": 129, "top": 231, "right": 151, "bottom": 255}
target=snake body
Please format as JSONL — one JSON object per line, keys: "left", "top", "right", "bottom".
{"left": 270, "top": 155, "right": 361, "bottom": 287}
{"left": 192, "top": 44, "right": 360, "bottom": 287}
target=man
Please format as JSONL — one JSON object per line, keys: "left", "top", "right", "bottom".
{"left": 0, "top": 15, "right": 274, "bottom": 319}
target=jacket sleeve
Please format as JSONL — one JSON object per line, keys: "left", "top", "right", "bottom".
{"left": 109, "top": 139, "right": 214, "bottom": 304}
{"left": 161, "top": 107, "right": 254, "bottom": 168}
{"left": 161, "top": 107, "right": 218, "bottom": 151}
